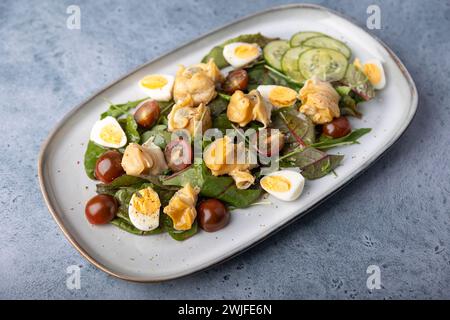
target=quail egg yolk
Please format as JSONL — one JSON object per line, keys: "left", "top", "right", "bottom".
{"left": 234, "top": 44, "right": 259, "bottom": 59}
{"left": 131, "top": 188, "right": 161, "bottom": 216}
{"left": 364, "top": 63, "right": 382, "bottom": 86}
{"left": 99, "top": 124, "right": 124, "bottom": 145}
{"left": 141, "top": 75, "right": 168, "bottom": 90}
{"left": 260, "top": 175, "right": 291, "bottom": 192}
{"left": 268, "top": 87, "right": 297, "bottom": 107}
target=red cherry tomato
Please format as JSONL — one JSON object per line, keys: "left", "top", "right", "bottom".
{"left": 322, "top": 116, "right": 352, "bottom": 138}
{"left": 222, "top": 69, "right": 249, "bottom": 94}
{"left": 134, "top": 100, "right": 160, "bottom": 128}
{"left": 164, "top": 138, "right": 193, "bottom": 172}
{"left": 197, "top": 199, "right": 230, "bottom": 232}
{"left": 85, "top": 194, "right": 118, "bottom": 225}
{"left": 95, "top": 150, "right": 124, "bottom": 183}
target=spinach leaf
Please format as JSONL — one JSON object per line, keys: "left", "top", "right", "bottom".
{"left": 141, "top": 124, "right": 172, "bottom": 148}
{"left": 111, "top": 217, "right": 163, "bottom": 236}
{"left": 311, "top": 128, "right": 372, "bottom": 150}
{"left": 272, "top": 108, "right": 316, "bottom": 147}
{"left": 246, "top": 63, "right": 301, "bottom": 91}
{"left": 339, "top": 94, "right": 361, "bottom": 118}
{"left": 84, "top": 141, "right": 107, "bottom": 180}
{"left": 208, "top": 95, "right": 229, "bottom": 117}
{"left": 118, "top": 115, "right": 140, "bottom": 144}
{"left": 212, "top": 113, "right": 233, "bottom": 134}
{"left": 202, "top": 33, "right": 276, "bottom": 69}
{"left": 108, "top": 181, "right": 176, "bottom": 236}
{"left": 202, "top": 175, "right": 263, "bottom": 208}
{"left": 342, "top": 64, "right": 375, "bottom": 101}
{"left": 101, "top": 98, "right": 146, "bottom": 119}
{"left": 96, "top": 175, "right": 148, "bottom": 195}
{"left": 162, "top": 164, "right": 263, "bottom": 208}
{"left": 161, "top": 214, "right": 198, "bottom": 241}
{"left": 280, "top": 147, "right": 343, "bottom": 180}
{"left": 162, "top": 164, "right": 205, "bottom": 189}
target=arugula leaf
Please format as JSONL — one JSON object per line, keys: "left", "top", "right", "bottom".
{"left": 84, "top": 141, "right": 107, "bottom": 180}
{"left": 118, "top": 115, "right": 140, "bottom": 144}
{"left": 156, "top": 101, "right": 174, "bottom": 125}
{"left": 101, "top": 98, "right": 146, "bottom": 119}
{"left": 342, "top": 64, "right": 375, "bottom": 101}
{"left": 141, "top": 124, "right": 172, "bottom": 148}
{"left": 162, "top": 164, "right": 262, "bottom": 208}
{"left": 311, "top": 128, "right": 372, "bottom": 150}
{"left": 280, "top": 147, "right": 343, "bottom": 180}
{"left": 272, "top": 108, "right": 316, "bottom": 146}
{"left": 202, "top": 33, "right": 276, "bottom": 69}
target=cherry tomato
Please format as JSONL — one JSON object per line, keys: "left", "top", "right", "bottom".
{"left": 85, "top": 194, "right": 118, "bottom": 225}
{"left": 95, "top": 150, "right": 125, "bottom": 183}
{"left": 222, "top": 69, "right": 249, "bottom": 94}
{"left": 257, "top": 129, "right": 285, "bottom": 157}
{"left": 197, "top": 199, "right": 230, "bottom": 232}
{"left": 134, "top": 100, "right": 160, "bottom": 128}
{"left": 322, "top": 116, "right": 352, "bottom": 138}
{"left": 164, "top": 138, "right": 192, "bottom": 172}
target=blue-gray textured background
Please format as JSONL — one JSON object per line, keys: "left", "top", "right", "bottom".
{"left": 0, "top": 0, "right": 449, "bottom": 299}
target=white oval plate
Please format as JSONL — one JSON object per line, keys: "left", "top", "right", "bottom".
{"left": 38, "top": 4, "right": 418, "bottom": 282}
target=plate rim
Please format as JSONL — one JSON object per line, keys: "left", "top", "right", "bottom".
{"left": 38, "top": 3, "right": 418, "bottom": 282}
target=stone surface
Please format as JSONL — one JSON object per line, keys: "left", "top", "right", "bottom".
{"left": 0, "top": 0, "right": 449, "bottom": 299}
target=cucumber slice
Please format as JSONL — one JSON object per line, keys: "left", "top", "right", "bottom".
{"left": 290, "top": 31, "right": 325, "bottom": 47}
{"left": 263, "top": 40, "right": 290, "bottom": 71}
{"left": 302, "top": 36, "right": 351, "bottom": 59}
{"left": 298, "top": 48, "right": 348, "bottom": 82}
{"left": 281, "top": 47, "right": 308, "bottom": 82}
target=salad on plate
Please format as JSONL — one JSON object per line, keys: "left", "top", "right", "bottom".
{"left": 83, "top": 31, "right": 386, "bottom": 241}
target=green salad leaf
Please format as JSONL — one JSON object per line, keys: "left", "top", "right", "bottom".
{"left": 160, "top": 214, "right": 198, "bottom": 241}
{"left": 202, "top": 33, "right": 277, "bottom": 69}
{"left": 119, "top": 115, "right": 140, "bottom": 144}
{"left": 212, "top": 113, "right": 233, "bottom": 134}
{"left": 339, "top": 93, "right": 361, "bottom": 118}
{"left": 311, "top": 128, "right": 372, "bottom": 150}
{"left": 101, "top": 98, "right": 146, "bottom": 119}
{"left": 280, "top": 147, "right": 343, "bottom": 180}
{"left": 272, "top": 108, "right": 316, "bottom": 147}
{"left": 141, "top": 124, "right": 172, "bottom": 148}
{"left": 342, "top": 64, "right": 375, "bottom": 101}
{"left": 96, "top": 175, "right": 148, "bottom": 195}
{"left": 111, "top": 217, "right": 164, "bottom": 236}
{"left": 84, "top": 141, "right": 107, "bottom": 180}
{"left": 208, "top": 95, "right": 229, "bottom": 117}
{"left": 104, "top": 179, "right": 177, "bottom": 236}
{"left": 162, "top": 163, "right": 263, "bottom": 208}
{"left": 246, "top": 63, "right": 301, "bottom": 91}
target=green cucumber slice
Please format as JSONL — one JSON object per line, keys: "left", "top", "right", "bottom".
{"left": 263, "top": 40, "right": 290, "bottom": 71}
{"left": 281, "top": 47, "right": 309, "bottom": 82}
{"left": 298, "top": 48, "right": 348, "bottom": 82}
{"left": 290, "top": 31, "right": 325, "bottom": 47}
{"left": 302, "top": 36, "right": 351, "bottom": 59}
